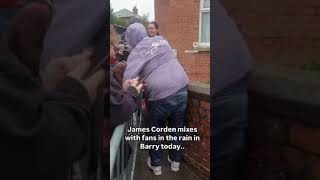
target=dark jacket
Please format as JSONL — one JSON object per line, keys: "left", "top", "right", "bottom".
{"left": 110, "top": 76, "right": 139, "bottom": 129}
{"left": 212, "top": 0, "right": 252, "bottom": 95}
{"left": 0, "top": 38, "right": 90, "bottom": 180}
{"left": 101, "top": 68, "right": 139, "bottom": 178}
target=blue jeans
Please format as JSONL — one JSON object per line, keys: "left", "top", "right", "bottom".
{"left": 146, "top": 87, "right": 188, "bottom": 166}
{"left": 212, "top": 76, "right": 249, "bottom": 180}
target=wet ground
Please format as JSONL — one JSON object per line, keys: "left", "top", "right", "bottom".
{"left": 133, "top": 145, "right": 201, "bottom": 180}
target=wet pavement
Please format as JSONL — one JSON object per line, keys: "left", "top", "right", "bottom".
{"left": 133, "top": 145, "right": 201, "bottom": 180}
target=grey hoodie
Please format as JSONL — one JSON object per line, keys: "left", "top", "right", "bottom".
{"left": 124, "top": 23, "right": 189, "bottom": 101}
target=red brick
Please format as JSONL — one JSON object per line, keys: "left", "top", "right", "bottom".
{"left": 248, "top": 143, "right": 286, "bottom": 170}
{"left": 203, "top": 127, "right": 210, "bottom": 137}
{"left": 155, "top": 0, "right": 210, "bottom": 81}
{"left": 198, "top": 108, "right": 209, "bottom": 120}
{"left": 289, "top": 123, "right": 320, "bottom": 154}
{"left": 200, "top": 101, "right": 210, "bottom": 110}
{"left": 191, "top": 107, "right": 198, "bottom": 116}
{"left": 217, "top": 0, "right": 320, "bottom": 66}
{"left": 200, "top": 118, "right": 210, "bottom": 128}
{"left": 191, "top": 98, "right": 200, "bottom": 107}
{"left": 197, "top": 126, "right": 205, "bottom": 135}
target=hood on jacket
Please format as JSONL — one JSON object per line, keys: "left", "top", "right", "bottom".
{"left": 125, "top": 23, "right": 147, "bottom": 49}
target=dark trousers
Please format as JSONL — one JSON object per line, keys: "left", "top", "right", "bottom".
{"left": 212, "top": 77, "right": 249, "bottom": 180}
{"left": 146, "top": 87, "right": 188, "bottom": 166}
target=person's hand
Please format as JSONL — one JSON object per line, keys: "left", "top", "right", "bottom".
{"left": 132, "top": 79, "right": 145, "bottom": 94}
{"left": 123, "top": 77, "right": 145, "bottom": 94}
{"left": 118, "top": 50, "right": 125, "bottom": 56}
{"left": 123, "top": 77, "right": 139, "bottom": 91}
{"left": 41, "top": 50, "right": 92, "bottom": 92}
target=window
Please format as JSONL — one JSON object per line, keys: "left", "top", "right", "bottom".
{"left": 199, "top": 0, "right": 210, "bottom": 47}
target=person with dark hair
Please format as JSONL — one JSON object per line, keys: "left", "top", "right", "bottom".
{"left": 147, "top": 21, "right": 160, "bottom": 37}
{"left": 212, "top": 0, "right": 252, "bottom": 180}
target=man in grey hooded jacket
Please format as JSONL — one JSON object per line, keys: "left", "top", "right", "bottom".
{"left": 124, "top": 23, "right": 189, "bottom": 176}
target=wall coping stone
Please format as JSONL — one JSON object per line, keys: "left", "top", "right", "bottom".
{"left": 188, "top": 81, "right": 210, "bottom": 101}
{"left": 249, "top": 63, "right": 320, "bottom": 126}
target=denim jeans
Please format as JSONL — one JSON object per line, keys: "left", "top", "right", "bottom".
{"left": 212, "top": 76, "right": 249, "bottom": 180}
{"left": 146, "top": 87, "right": 188, "bottom": 166}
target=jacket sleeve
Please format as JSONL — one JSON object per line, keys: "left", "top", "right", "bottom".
{"left": 43, "top": 77, "right": 91, "bottom": 161}
{"left": 110, "top": 76, "right": 139, "bottom": 128}
{"left": 123, "top": 51, "right": 147, "bottom": 81}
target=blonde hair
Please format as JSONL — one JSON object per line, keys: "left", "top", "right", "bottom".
{"left": 110, "top": 25, "right": 120, "bottom": 46}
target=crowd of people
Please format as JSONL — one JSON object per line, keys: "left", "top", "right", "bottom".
{"left": 110, "top": 1, "right": 252, "bottom": 180}
{"left": 117, "top": 2, "right": 253, "bottom": 179}
{"left": 110, "top": 20, "right": 189, "bottom": 176}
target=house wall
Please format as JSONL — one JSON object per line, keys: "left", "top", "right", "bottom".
{"left": 154, "top": 0, "right": 210, "bottom": 82}
{"left": 185, "top": 83, "right": 210, "bottom": 179}
{"left": 222, "top": 0, "right": 320, "bottom": 68}
{"left": 248, "top": 63, "right": 320, "bottom": 180}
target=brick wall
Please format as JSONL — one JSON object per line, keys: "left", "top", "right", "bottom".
{"left": 154, "top": 0, "right": 210, "bottom": 82}
{"left": 248, "top": 63, "right": 320, "bottom": 180}
{"left": 184, "top": 82, "right": 210, "bottom": 179}
{"left": 222, "top": 0, "right": 320, "bottom": 67}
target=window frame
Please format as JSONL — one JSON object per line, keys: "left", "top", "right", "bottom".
{"left": 198, "top": 0, "right": 210, "bottom": 48}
